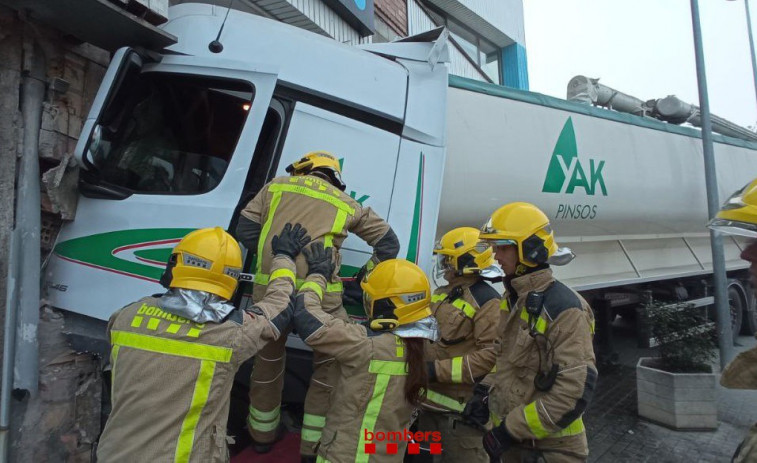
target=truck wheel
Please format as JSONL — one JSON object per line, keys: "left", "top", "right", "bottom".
{"left": 741, "top": 290, "right": 757, "bottom": 335}
{"left": 728, "top": 285, "right": 744, "bottom": 342}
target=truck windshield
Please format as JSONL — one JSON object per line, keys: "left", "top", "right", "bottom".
{"left": 86, "top": 72, "right": 253, "bottom": 194}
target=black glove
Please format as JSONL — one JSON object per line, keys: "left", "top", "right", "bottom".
{"left": 302, "top": 242, "right": 335, "bottom": 277}
{"left": 462, "top": 383, "right": 490, "bottom": 428}
{"left": 271, "top": 223, "right": 310, "bottom": 259}
{"left": 426, "top": 361, "right": 437, "bottom": 383}
{"left": 482, "top": 422, "right": 514, "bottom": 462}
{"left": 342, "top": 265, "right": 368, "bottom": 306}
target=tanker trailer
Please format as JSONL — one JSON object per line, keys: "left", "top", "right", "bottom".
{"left": 438, "top": 75, "right": 757, "bottom": 348}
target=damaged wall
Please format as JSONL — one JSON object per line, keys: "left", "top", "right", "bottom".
{"left": 0, "top": 5, "right": 110, "bottom": 461}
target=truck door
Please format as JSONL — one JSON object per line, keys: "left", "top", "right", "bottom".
{"left": 47, "top": 49, "right": 278, "bottom": 321}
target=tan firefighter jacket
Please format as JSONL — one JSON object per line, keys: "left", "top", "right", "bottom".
{"left": 239, "top": 174, "right": 398, "bottom": 310}
{"left": 486, "top": 268, "right": 597, "bottom": 443}
{"left": 422, "top": 275, "right": 500, "bottom": 413}
{"left": 290, "top": 273, "right": 416, "bottom": 463}
{"left": 97, "top": 256, "right": 297, "bottom": 463}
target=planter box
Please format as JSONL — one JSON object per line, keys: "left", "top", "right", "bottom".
{"left": 636, "top": 357, "right": 718, "bottom": 430}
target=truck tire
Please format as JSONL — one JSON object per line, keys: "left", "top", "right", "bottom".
{"left": 728, "top": 284, "right": 744, "bottom": 342}
{"left": 741, "top": 290, "right": 757, "bottom": 335}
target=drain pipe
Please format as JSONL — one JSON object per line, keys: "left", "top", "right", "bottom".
{"left": 14, "top": 32, "right": 45, "bottom": 396}
{"left": 0, "top": 32, "right": 46, "bottom": 463}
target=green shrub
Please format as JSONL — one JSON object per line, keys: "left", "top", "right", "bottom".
{"left": 647, "top": 301, "right": 716, "bottom": 373}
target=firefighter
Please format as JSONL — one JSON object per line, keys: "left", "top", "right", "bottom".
{"left": 290, "top": 242, "right": 439, "bottom": 462}
{"left": 96, "top": 224, "right": 310, "bottom": 462}
{"left": 473, "top": 202, "right": 597, "bottom": 463}
{"left": 235, "top": 151, "right": 400, "bottom": 458}
{"left": 708, "top": 178, "right": 757, "bottom": 463}
{"left": 418, "top": 227, "right": 501, "bottom": 462}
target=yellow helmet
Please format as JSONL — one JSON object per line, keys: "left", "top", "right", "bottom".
{"left": 360, "top": 259, "right": 432, "bottom": 331}
{"left": 708, "top": 178, "right": 757, "bottom": 238}
{"left": 480, "top": 202, "right": 558, "bottom": 267}
{"left": 285, "top": 151, "right": 345, "bottom": 190}
{"left": 160, "top": 227, "right": 242, "bottom": 300}
{"left": 433, "top": 227, "right": 494, "bottom": 274}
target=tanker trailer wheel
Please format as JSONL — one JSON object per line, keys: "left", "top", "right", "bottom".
{"left": 728, "top": 284, "right": 744, "bottom": 343}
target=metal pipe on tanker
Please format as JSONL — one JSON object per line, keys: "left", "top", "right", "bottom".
{"left": 690, "top": 0, "right": 734, "bottom": 369}
{"left": 745, "top": 0, "right": 757, "bottom": 114}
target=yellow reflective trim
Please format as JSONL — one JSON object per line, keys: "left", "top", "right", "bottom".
{"left": 424, "top": 389, "right": 465, "bottom": 412}
{"left": 451, "top": 356, "right": 463, "bottom": 383}
{"left": 268, "top": 183, "right": 355, "bottom": 215}
{"left": 303, "top": 413, "right": 326, "bottom": 428}
{"left": 326, "top": 281, "right": 343, "bottom": 293}
{"left": 270, "top": 267, "right": 295, "bottom": 282}
{"left": 524, "top": 402, "right": 550, "bottom": 439}
{"left": 131, "top": 316, "right": 143, "bottom": 328}
{"left": 167, "top": 323, "right": 181, "bottom": 334}
{"left": 325, "top": 209, "right": 349, "bottom": 249}
{"left": 301, "top": 428, "right": 322, "bottom": 443}
{"left": 187, "top": 328, "right": 201, "bottom": 338}
{"left": 256, "top": 274, "right": 343, "bottom": 294}
{"left": 318, "top": 184, "right": 328, "bottom": 191}
{"left": 550, "top": 417, "right": 585, "bottom": 437}
{"left": 249, "top": 404, "right": 280, "bottom": 421}
{"left": 431, "top": 293, "right": 446, "bottom": 303}
{"left": 452, "top": 299, "right": 476, "bottom": 318}
{"left": 110, "top": 331, "right": 231, "bottom": 363}
{"left": 499, "top": 300, "right": 509, "bottom": 312}
{"left": 396, "top": 346, "right": 404, "bottom": 358}
{"left": 368, "top": 360, "right": 408, "bottom": 376}
{"left": 316, "top": 456, "right": 331, "bottom": 463}
{"left": 490, "top": 412, "right": 502, "bottom": 426}
{"left": 520, "top": 308, "right": 547, "bottom": 334}
{"left": 256, "top": 190, "right": 283, "bottom": 274}
{"left": 356, "top": 373, "right": 391, "bottom": 463}
{"left": 147, "top": 318, "right": 160, "bottom": 331}
{"left": 590, "top": 320, "right": 596, "bottom": 335}
{"left": 300, "top": 281, "right": 324, "bottom": 300}
{"left": 110, "top": 345, "right": 120, "bottom": 402}
{"left": 247, "top": 415, "right": 280, "bottom": 432}
{"left": 175, "top": 360, "right": 215, "bottom": 463}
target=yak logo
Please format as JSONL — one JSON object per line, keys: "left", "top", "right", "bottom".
{"left": 541, "top": 118, "right": 607, "bottom": 196}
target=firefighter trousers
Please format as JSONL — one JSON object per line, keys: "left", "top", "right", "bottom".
{"left": 498, "top": 434, "right": 589, "bottom": 463}
{"left": 247, "top": 295, "right": 348, "bottom": 456}
{"left": 417, "top": 411, "right": 488, "bottom": 462}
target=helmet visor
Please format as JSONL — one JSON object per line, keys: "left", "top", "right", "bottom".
{"left": 708, "top": 218, "right": 757, "bottom": 238}
{"left": 433, "top": 254, "right": 452, "bottom": 280}
{"left": 362, "top": 290, "right": 374, "bottom": 318}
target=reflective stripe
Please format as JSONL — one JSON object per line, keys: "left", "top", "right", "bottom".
{"left": 268, "top": 183, "right": 355, "bottom": 215}
{"left": 110, "top": 345, "right": 120, "bottom": 402}
{"left": 248, "top": 415, "right": 280, "bottom": 432}
{"left": 368, "top": 360, "right": 408, "bottom": 376}
{"left": 551, "top": 417, "right": 585, "bottom": 437}
{"left": 301, "top": 428, "right": 322, "bottom": 443}
{"left": 499, "top": 300, "right": 509, "bottom": 312}
{"left": 110, "top": 331, "right": 232, "bottom": 363}
{"left": 431, "top": 293, "right": 446, "bottom": 303}
{"left": 256, "top": 190, "right": 283, "bottom": 274}
{"left": 590, "top": 320, "right": 596, "bottom": 335}
{"left": 356, "top": 372, "right": 392, "bottom": 462}
{"left": 451, "top": 357, "right": 463, "bottom": 383}
{"left": 425, "top": 389, "right": 465, "bottom": 412}
{"left": 316, "top": 457, "right": 331, "bottom": 463}
{"left": 175, "top": 360, "right": 216, "bottom": 462}
{"left": 270, "top": 267, "right": 295, "bottom": 282}
{"left": 254, "top": 274, "right": 343, "bottom": 293}
{"left": 520, "top": 308, "right": 547, "bottom": 334}
{"left": 524, "top": 402, "right": 550, "bottom": 439}
{"left": 303, "top": 413, "right": 326, "bottom": 428}
{"left": 451, "top": 299, "right": 476, "bottom": 318}
{"left": 300, "top": 281, "right": 324, "bottom": 300}
{"left": 324, "top": 209, "right": 349, "bottom": 248}
{"left": 249, "top": 405, "right": 280, "bottom": 421}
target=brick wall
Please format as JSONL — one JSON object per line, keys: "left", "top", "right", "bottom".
{"left": 375, "top": 0, "right": 407, "bottom": 37}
